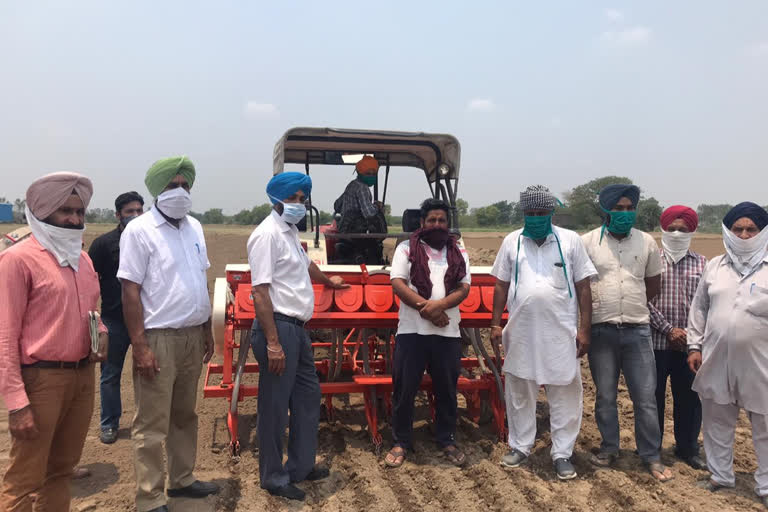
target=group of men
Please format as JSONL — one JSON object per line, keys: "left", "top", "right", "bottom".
{"left": 0, "top": 160, "right": 220, "bottom": 512}
{"left": 1, "top": 160, "right": 768, "bottom": 510}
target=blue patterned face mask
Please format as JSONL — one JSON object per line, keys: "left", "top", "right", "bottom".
{"left": 269, "top": 195, "right": 307, "bottom": 225}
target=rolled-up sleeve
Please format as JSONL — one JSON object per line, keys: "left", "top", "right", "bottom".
{"left": 117, "top": 225, "right": 149, "bottom": 286}
{"left": 248, "top": 231, "right": 278, "bottom": 286}
{"left": 0, "top": 253, "right": 31, "bottom": 410}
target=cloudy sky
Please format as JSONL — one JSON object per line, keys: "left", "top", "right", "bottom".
{"left": 1, "top": 1, "right": 767, "bottom": 215}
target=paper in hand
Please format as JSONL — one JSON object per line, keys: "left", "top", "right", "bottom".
{"left": 88, "top": 311, "right": 100, "bottom": 353}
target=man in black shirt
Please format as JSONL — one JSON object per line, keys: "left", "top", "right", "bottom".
{"left": 88, "top": 191, "right": 144, "bottom": 444}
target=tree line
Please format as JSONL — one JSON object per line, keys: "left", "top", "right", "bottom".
{"left": 2, "top": 176, "right": 764, "bottom": 232}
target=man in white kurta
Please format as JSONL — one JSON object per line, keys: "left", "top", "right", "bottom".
{"left": 687, "top": 202, "right": 768, "bottom": 505}
{"left": 490, "top": 185, "right": 596, "bottom": 480}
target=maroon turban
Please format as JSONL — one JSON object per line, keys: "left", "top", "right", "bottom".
{"left": 26, "top": 172, "right": 93, "bottom": 220}
{"left": 660, "top": 205, "right": 698, "bottom": 232}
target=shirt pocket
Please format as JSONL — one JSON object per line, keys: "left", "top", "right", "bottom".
{"left": 590, "top": 279, "right": 601, "bottom": 309}
{"left": 746, "top": 284, "right": 768, "bottom": 318}
{"left": 551, "top": 263, "right": 569, "bottom": 290}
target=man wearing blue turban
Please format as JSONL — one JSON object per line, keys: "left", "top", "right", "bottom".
{"left": 687, "top": 202, "right": 768, "bottom": 503}
{"left": 581, "top": 184, "right": 672, "bottom": 482}
{"left": 246, "top": 172, "right": 348, "bottom": 501}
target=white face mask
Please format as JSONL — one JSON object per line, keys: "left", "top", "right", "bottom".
{"left": 25, "top": 205, "right": 85, "bottom": 271}
{"left": 722, "top": 223, "right": 768, "bottom": 277}
{"left": 661, "top": 230, "right": 693, "bottom": 264}
{"left": 156, "top": 188, "right": 192, "bottom": 220}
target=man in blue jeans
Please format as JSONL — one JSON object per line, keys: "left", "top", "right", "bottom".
{"left": 88, "top": 191, "right": 144, "bottom": 444}
{"left": 581, "top": 184, "right": 673, "bottom": 482}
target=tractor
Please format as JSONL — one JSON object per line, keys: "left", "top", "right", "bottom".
{"left": 203, "top": 127, "right": 507, "bottom": 458}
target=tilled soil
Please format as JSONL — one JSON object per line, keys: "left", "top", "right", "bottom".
{"left": 1, "top": 226, "right": 761, "bottom": 511}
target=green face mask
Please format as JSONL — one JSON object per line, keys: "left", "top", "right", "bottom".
{"left": 358, "top": 174, "right": 377, "bottom": 187}
{"left": 603, "top": 208, "right": 637, "bottom": 234}
{"left": 522, "top": 214, "right": 553, "bottom": 240}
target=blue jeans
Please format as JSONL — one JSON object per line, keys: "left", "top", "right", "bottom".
{"left": 588, "top": 323, "right": 661, "bottom": 463}
{"left": 100, "top": 316, "right": 131, "bottom": 431}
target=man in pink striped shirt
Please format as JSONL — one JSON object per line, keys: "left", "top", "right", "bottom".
{"left": 0, "top": 172, "right": 107, "bottom": 512}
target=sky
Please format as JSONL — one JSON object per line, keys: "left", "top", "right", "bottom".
{"left": 1, "top": 1, "right": 767, "bottom": 216}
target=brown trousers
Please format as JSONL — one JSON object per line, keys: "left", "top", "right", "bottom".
{"left": 132, "top": 326, "right": 204, "bottom": 512}
{"left": 1, "top": 365, "right": 95, "bottom": 512}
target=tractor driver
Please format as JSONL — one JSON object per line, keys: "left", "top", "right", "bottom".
{"left": 333, "top": 155, "right": 388, "bottom": 264}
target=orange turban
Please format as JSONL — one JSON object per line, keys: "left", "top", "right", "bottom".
{"left": 26, "top": 172, "right": 93, "bottom": 220}
{"left": 355, "top": 155, "right": 379, "bottom": 173}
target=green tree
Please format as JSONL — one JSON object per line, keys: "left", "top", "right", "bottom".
{"left": 636, "top": 197, "right": 663, "bottom": 231}
{"left": 565, "top": 176, "right": 633, "bottom": 228}
{"left": 697, "top": 204, "right": 732, "bottom": 232}
{"left": 232, "top": 209, "right": 254, "bottom": 225}
{"left": 202, "top": 208, "right": 226, "bottom": 224}
{"left": 475, "top": 205, "right": 500, "bottom": 226}
{"left": 490, "top": 200, "right": 520, "bottom": 225}
{"left": 456, "top": 198, "right": 469, "bottom": 216}
{"left": 251, "top": 204, "right": 273, "bottom": 224}
{"left": 13, "top": 198, "right": 25, "bottom": 222}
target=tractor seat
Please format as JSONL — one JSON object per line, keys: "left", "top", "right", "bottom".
{"left": 402, "top": 209, "right": 421, "bottom": 232}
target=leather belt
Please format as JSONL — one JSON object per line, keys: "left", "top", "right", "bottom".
{"left": 22, "top": 356, "right": 90, "bottom": 369}
{"left": 595, "top": 322, "right": 646, "bottom": 330}
{"left": 274, "top": 313, "right": 309, "bottom": 328}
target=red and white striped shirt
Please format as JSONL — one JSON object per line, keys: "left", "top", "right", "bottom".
{"left": 0, "top": 236, "right": 106, "bottom": 410}
{"left": 648, "top": 249, "right": 707, "bottom": 351}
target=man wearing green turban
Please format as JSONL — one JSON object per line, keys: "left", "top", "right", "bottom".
{"left": 119, "top": 155, "right": 219, "bottom": 511}
{"left": 144, "top": 156, "right": 196, "bottom": 197}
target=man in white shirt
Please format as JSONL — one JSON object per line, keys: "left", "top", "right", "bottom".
{"left": 581, "top": 183, "right": 672, "bottom": 482}
{"left": 384, "top": 198, "right": 471, "bottom": 468}
{"left": 490, "top": 185, "right": 596, "bottom": 480}
{"left": 687, "top": 203, "right": 768, "bottom": 505}
{"left": 247, "top": 172, "right": 347, "bottom": 501}
{"left": 118, "top": 156, "right": 218, "bottom": 512}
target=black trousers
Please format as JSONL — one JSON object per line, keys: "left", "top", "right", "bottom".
{"left": 654, "top": 349, "right": 702, "bottom": 458}
{"left": 391, "top": 333, "right": 461, "bottom": 449}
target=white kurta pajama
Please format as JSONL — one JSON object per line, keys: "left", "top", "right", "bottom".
{"left": 492, "top": 226, "right": 597, "bottom": 460}
{"left": 688, "top": 254, "right": 768, "bottom": 496}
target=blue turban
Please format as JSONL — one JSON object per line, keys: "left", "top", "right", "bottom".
{"left": 723, "top": 202, "right": 768, "bottom": 230}
{"left": 598, "top": 184, "right": 640, "bottom": 210}
{"left": 266, "top": 172, "right": 312, "bottom": 205}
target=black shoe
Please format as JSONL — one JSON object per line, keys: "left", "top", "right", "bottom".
{"left": 304, "top": 466, "right": 330, "bottom": 481}
{"left": 146, "top": 506, "right": 169, "bottom": 512}
{"left": 167, "top": 480, "right": 220, "bottom": 498}
{"left": 99, "top": 428, "right": 118, "bottom": 444}
{"left": 681, "top": 454, "right": 707, "bottom": 470}
{"left": 267, "top": 483, "right": 306, "bottom": 501}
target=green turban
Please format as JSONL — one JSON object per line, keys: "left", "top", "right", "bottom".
{"left": 144, "top": 156, "right": 196, "bottom": 197}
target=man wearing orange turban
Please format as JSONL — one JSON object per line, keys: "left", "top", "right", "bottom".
{"left": 332, "top": 155, "right": 387, "bottom": 263}
{"left": 0, "top": 172, "right": 107, "bottom": 511}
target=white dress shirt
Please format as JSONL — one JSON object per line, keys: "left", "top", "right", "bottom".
{"left": 247, "top": 210, "right": 314, "bottom": 322}
{"left": 582, "top": 227, "right": 663, "bottom": 325}
{"left": 389, "top": 240, "right": 471, "bottom": 338}
{"left": 117, "top": 207, "right": 211, "bottom": 329}
{"left": 688, "top": 254, "right": 768, "bottom": 414}
{"left": 492, "top": 226, "right": 597, "bottom": 385}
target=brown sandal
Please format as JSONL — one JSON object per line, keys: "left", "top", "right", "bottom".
{"left": 385, "top": 446, "right": 406, "bottom": 468}
{"left": 443, "top": 445, "right": 467, "bottom": 466}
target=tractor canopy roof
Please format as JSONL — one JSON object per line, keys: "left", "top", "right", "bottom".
{"left": 273, "top": 127, "right": 460, "bottom": 183}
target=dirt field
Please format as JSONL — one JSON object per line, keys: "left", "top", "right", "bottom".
{"left": 1, "top": 224, "right": 764, "bottom": 511}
